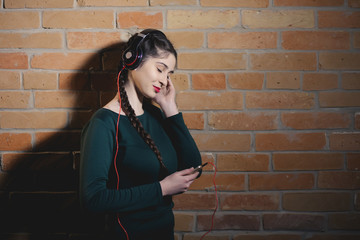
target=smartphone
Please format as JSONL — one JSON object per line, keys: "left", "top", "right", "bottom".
{"left": 192, "top": 163, "right": 208, "bottom": 174}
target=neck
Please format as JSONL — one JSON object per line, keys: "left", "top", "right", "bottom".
{"left": 124, "top": 79, "right": 144, "bottom": 116}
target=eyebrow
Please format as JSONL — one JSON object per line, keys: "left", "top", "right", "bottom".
{"left": 157, "top": 62, "right": 174, "bottom": 73}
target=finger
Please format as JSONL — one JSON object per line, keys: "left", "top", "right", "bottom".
{"left": 178, "top": 167, "right": 195, "bottom": 176}
{"left": 167, "top": 77, "right": 175, "bottom": 90}
{"left": 187, "top": 172, "right": 199, "bottom": 181}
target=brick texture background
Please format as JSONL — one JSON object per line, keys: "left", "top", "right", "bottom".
{"left": 0, "top": 0, "right": 359, "bottom": 239}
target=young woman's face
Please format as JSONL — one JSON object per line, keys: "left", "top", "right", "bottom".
{"left": 129, "top": 53, "right": 176, "bottom": 99}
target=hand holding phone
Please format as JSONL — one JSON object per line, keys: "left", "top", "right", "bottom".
{"left": 192, "top": 163, "right": 208, "bottom": 174}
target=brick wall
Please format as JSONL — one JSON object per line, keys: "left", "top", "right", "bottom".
{"left": 0, "top": 0, "right": 359, "bottom": 239}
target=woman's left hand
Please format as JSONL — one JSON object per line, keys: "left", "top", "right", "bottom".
{"left": 153, "top": 78, "right": 179, "bottom": 117}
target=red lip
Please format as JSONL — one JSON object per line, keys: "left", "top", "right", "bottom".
{"left": 153, "top": 86, "right": 160, "bottom": 93}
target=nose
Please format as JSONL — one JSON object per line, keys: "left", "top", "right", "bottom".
{"left": 159, "top": 76, "right": 167, "bottom": 87}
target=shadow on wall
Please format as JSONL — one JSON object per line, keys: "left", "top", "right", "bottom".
{"left": 0, "top": 41, "right": 127, "bottom": 239}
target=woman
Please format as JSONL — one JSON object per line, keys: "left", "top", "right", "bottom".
{"left": 79, "top": 29, "right": 202, "bottom": 239}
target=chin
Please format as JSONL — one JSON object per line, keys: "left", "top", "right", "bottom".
{"left": 144, "top": 92, "right": 156, "bottom": 99}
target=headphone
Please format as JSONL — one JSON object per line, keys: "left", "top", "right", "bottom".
{"left": 122, "top": 29, "right": 163, "bottom": 70}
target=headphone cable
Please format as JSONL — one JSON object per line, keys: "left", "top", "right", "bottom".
{"left": 114, "top": 66, "right": 130, "bottom": 240}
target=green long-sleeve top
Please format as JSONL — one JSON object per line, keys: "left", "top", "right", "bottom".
{"left": 79, "top": 103, "right": 202, "bottom": 239}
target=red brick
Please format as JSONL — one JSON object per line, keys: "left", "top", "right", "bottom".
{"left": 182, "top": 112, "right": 204, "bottom": 130}
{"left": 165, "top": 31, "right": 205, "bottom": 49}
{"left": 197, "top": 214, "right": 260, "bottom": 231}
{"left": 217, "top": 153, "right": 270, "bottom": 171}
{"left": 0, "top": 71, "right": 20, "bottom": 89}
{"left": 0, "top": 32, "right": 63, "bottom": 49}
{"left": 165, "top": 31, "right": 204, "bottom": 49}
{"left": 174, "top": 213, "right": 195, "bottom": 232}
{"left": 101, "top": 92, "right": 116, "bottom": 107}
{"left": 117, "top": 11, "right": 163, "bottom": 29}
{"left": 246, "top": 92, "right": 315, "bottom": 109}
{"left": 200, "top": 154, "right": 215, "bottom": 172}
{"left": 347, "top": 153, "right": 360, "bottom": 170}
{"left": 1, "top": 153, "right": 72, "bottom": 172}
{"left": 168, "top": 10, "right": 239, "bottom": 29}
{"left": 43, "top": 11, "right": 114, "bottom": 29}
{"left": 178, "top": 52, "right": 246, "bottom": 70}
{"left": 234, "top": 234, "right": 302, "bottom": 240}
{"left": 177, "top": 92, "right": 243, "bottom": 110}
{"left": 273, "top": 153, "right": 344, "bottom": 171}
{"left": 59, "top": 72, "right": 91, "bottom": 90}
{"left": 330, "top": 133, "right": 360, "bottom": 150}
{"left": 281, "top": 112, "right": 351, "bottom": 129}
{"left": 173, "top": 193, "right": 216, "bottom": 210}
{"left": 67, "top": 32, "right": 121, "bottom": 50}
{"left": 242, "top": 10, "right": 315, "bottom": 29}
{"left": 100, "top": 49, "right": 122, "bottom": 71}
{"left": 274, "top": 0, "right": 344, "bottom": 7}
{"left": 34, "top": 131, "right": 81, "bottom": 151}
{"left": 0, "top": 133, "right": 32, "bottom": 151}
{"left": 192, "top": 73, "right": 226, "bottom": 90}
{"left": 354, "top": 32, "right": 360, "bottom": 48}
{"left": 319, "top": 11, "right": 360, "bottom": 28}
{"left": 356, "top": 113, "right": 360, "bottom": 130}
{"left": 31, "top": 53, "right": 101, "bottom": 70}
{"left": 78, "top": 0, "right": 148, "bottom": 6}
{"left": 5, "top": 0, "right": 74, "bottom": 8}
{"left": 183, "top": 234, "right": 228, "bottom": 240}
{"left": 208, "top": 112, "right": 277, "bottom": 130}
{"left": 328, "top": 213, "right": 360, "bottom": 230}
{"left": 250, "top": 52, "right": 316, "bottom": 71}
{"left": 34, "top": 91, "right": 98, "bottom": 109}
{"left": 266, "top": 72, "right": 300, "bottom": 89}
{"left": 282, "top": 31, "right": 350, "bottom": 50}
{"left": 68, "top": 110, "right": 94, "bottom": 129}
{"left": 172, "top": 73, "right": 190, "bottom": 91}
{"left": 303, "top": 73, "right": 338, "bottom": 90}
{"left": 263, "top": 214, "right": 325, "bottom": 231}
{"left": 249, "top": 173, "right": 315, "bottom": 190}
{"left": 0, "top": 111, "right": 67, "bottom": 129}
{"left": 256, "top": 132, "right": 326, "bottom": 151}
{"left": 319, "top": 92, "right": 360, "bottom": 107}
{"left": 0, "top": 53, "right": 28, "bottom": 69}
{"left": 193, "top": 133, "right": 251, "bottom": 151}
{"left": 0, "top": 11, "right": 39, "bottom": 29}
{"left": 190, "top": 173, "right": 245, "bottom": 191}
{"left": 150, "top": 0, "right": 196, "bottom": 6}
{"left": 318, "top": 171, "right": 360, "bottom": 189}
{"left": 319, "top": 53, "right": 360, "bottom": 70}
{"left": 201, "top": 0, "right": 269, "bottom": 7}
{"left": 283, "top": 192, "right": 352, "bottom": 211}
{"left": 0, "top": 91, "right": 31, "bottom": 109}
{"left": 90, "top": 72, "right": 117, "bottom": 91}
{"left": 349, "top": 0, "right": 360, "bottom": 7}
{"left": 220, "top": 193, "right": 280, "bottom": 210}
{"left": 342, "top": 73, "right": 360, "bottom": 89}
{"left": 208, "top": 32, "right": 277, "bottom": 49}
{"left": 23, "top": 71, "right": 57, "bottom": 90}
{"left": 228, "top": 73, "right": 264, "bottom": 90}
{"left": 306, "top": 234, "right": 360, "bottom": 240}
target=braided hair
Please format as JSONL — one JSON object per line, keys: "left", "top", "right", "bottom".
{"left": 118, "top": 29, "right": 177, "bottom": 179}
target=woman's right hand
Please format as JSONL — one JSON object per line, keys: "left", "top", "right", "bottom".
{"left": 160, "top": 168, "right": 199, "bottom": 196}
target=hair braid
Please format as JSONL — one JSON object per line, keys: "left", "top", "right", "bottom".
{"left": 118, "top": 76, "right": 168, "bottom": 177}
